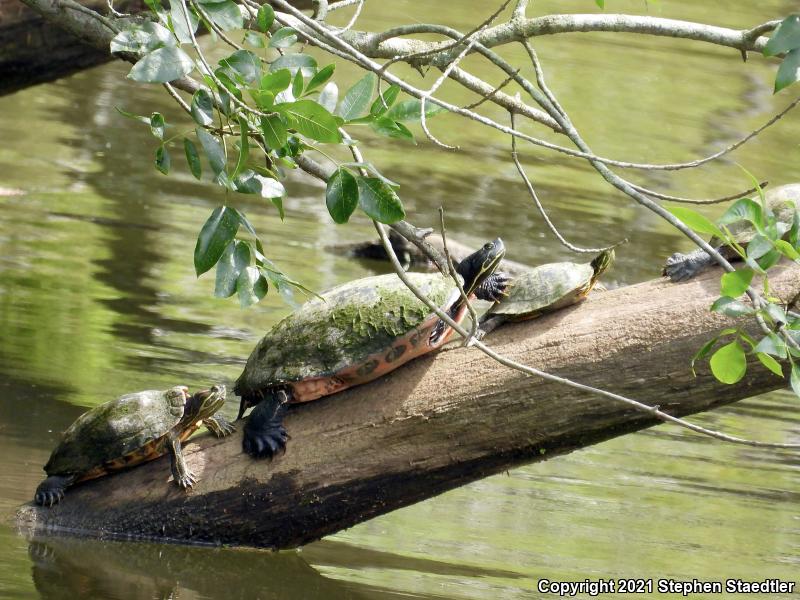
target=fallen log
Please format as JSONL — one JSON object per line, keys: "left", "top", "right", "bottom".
{"left": 16, "top": 263, "right": 800, "bottom": 548}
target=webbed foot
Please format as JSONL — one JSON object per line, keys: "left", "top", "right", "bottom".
{"left": 243, "top": 394, "right": 289, "bottom": 459}
{"left": 174, "top": 470, "right": 198, "bottom": 489}
{"left": 475, "top": 271, "right": 511, "bottom": 302}
{"left": 203, "top": 415, "right": 236, "bottom": 437}
{"left": 34, "top": 475, "right": 74, "bottom": 507}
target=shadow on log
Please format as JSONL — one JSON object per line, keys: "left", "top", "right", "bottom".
{"left": 16, "top": 263, "right": 800, "bottom": 549}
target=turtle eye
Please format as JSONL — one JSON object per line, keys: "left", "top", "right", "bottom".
{"left": 483, "top": 242, "right": 493, "bottom": 251}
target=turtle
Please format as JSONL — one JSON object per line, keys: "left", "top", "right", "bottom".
{"left": 234, "top": 238, "right": 508, "bottom": 458}
{"left": 34, "top": 385, "right": 234, "bottom": 507}
{"left": 479, "top": 249, "right": 614, "bottom": 335}
{"left": 663, "top": 183, "right": 800, "bottom": 281}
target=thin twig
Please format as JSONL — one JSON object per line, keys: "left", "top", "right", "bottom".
{"left": 374, "top": 222, "right": 800, "bottom": 450}
{"left": 629, "top": 180, "right": 770, "bottom": 204}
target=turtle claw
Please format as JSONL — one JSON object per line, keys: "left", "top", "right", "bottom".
{"left": 176, "top": 471, "right": 197, "bottom": 489}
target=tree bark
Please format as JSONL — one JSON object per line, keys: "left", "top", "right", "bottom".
{"left": 16, "top": 263, "right": 800, "bottom": 548}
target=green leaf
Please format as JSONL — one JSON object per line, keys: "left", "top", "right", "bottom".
{"left": 710, "top": 296, "right": 754, "bottom": 317}
{"left": 199, "top": 0, "right": 242, "bottom": 31}
{"left": 691, "top": 336, "right": 718, "bottom": 376}
{"left": 775, "top": 48, "right": 800, "bottom": 93}
{"left": 371, "top": 117, "right": 415, "bottom": 142}
{"left": 306, "top": 64, "right": 335, "bottom": 93}
{"left": 269, "top": 26, "right": 298, "bottom": 48}
{"left": 318, "top": 81, "right": 338, "bottom": 112}
{"left": 775, "top": 239, "right": 800, "bottom": 261}
{"left": 337, "top": 72, "right": 376, "bottom": 121}
{"left": 595, "top": 0, "right": 605, "bottom": 8}
{"left": 275, "top": 100, "right": 342, "bottom": 143}
{"left": 255, "top": 4, "right": 274, "bottom": 32}
{"left": 260, "top": 69, "right": 292, "bottom": 94}
{"left": 195, "top": 127, "right": 227, "bottom": 175}
{"left": 128, "top": 45, "right": 195, "bottom": 83}
{"left": 326, "top": 168, "right": 359, "bottom": 224}
{"left": 249, "top": 89, "right": 274, "bottom": 110}
{"left": 219, "top": 50, "right": 261, "bottom": 84}
{"left": 385, "top": 99, "right": 448, "bottom": 122}
{"left": 720, "top": 268, "right": 753, "bottom": 297}
{"left": 357, "top": 176, "right": 405, "bottom": 223}
{"left": 746, "top": 234, "right": 773, "bottom": 260}
{"left": 756, "top": 248, "right": 782, "bottom": 271}
{"left": 763, "top": 15, "right": 800, "bottom": 57}
{"left": 791, "top": 364, "right": 800, "bottom": 398}
{"left": 191, "top": 89, "right": 215, "bottom": 126}
{"left": 237, "top": 266, "right": 268, "bottom": 307}
{"left": 233, "top": 170, "right": 285, "bottom": 199}
{"left": 115, "top": 107, "right": 151, "bottom": 125}
{"left": 232, "top": 117, "right": 250, "bottom": 179}
{"left": 110, "top": 21, "right": 172, "bottom": 54}
{"left": 764, "top": 302, "right": 787, "bottom": 324}
{"left": 150, "top": 112, "right": 166, "bottom": 139}
{"left": 244, "top": 31, "right": 266, "bottom": 48}
{"left": 668, "top": 206, "right": 726, "bottom": 238}
{"left": 215, "top": 240, "right": 251, "bottom": 298}
{"left": 270, "top": 53, "right": 317, "bottom": 76}
{"left": 155, "top": 145, "right": 170, "bottom": 174}
{"left": 183, "top": 138, "right": 202, "bottom": 179}
{"left": 370, "top": 84, "right": 401, "bottom": 116}
{"left": 754, "top": 332, "right": 787, "bottom": 358}
{"left": 168, "top": 0, "right": 199, "bottom": 43}
{"left": 709, "top": 341, "right": 747, "bottom": 384}
{"left": 718, "top": 198, "right": 763, "bottom": 231}
{"left": 261, "top": 114, "right": 288, "bottom": 149}
{"left": 194, "top": 206, "right": 240, "bottom": 276}
{"left": 756, "top": 352, "right": 783, "bottom": 377}
{"left": 291, "top": 70, "right": 305, "bottom": 100}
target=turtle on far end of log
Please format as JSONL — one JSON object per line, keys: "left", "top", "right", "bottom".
{"left": 34, "top": 385, "right": 234, "bottom": 507}
{"left": 663, "top": 183, "right": 800, "bottom": 282}
{"left": 479, "top": 249, "right": 614, "bottom": 336}
{"left": 235, "top": 238, "right": 508, "bottom": 459}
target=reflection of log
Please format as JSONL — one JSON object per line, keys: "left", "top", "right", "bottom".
{"left": 328, "top": 231, "right": 534, "bottom": 275}
{"left": 16, "top": 264, "right": 799, "bottom": 549}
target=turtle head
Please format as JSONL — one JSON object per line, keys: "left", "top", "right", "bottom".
{"left": 456, "top": 238, "right": 506, "bottom": 294}
{"left": 590, "top": 249, "right": 615, "bottom": 282}
{"left": 183, "top": 385, "right": 226, "bottom": 421}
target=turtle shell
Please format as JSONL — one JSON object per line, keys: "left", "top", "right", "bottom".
{"left": 235, "top": 272, "right": 455, "bottom": 402}
{"left": 487, "top": 261, "right": 594, "bottom": 319}
{"left": 44, "top": 387, "right": 188, "bottom": 482}
{"left": 710, "top": 183, "right": 800, "bottom": 246}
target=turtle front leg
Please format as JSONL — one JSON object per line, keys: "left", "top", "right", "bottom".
{"left": 167, "top": 433, "right": 196, "bottom": 489}
{"left": 662, "top": 248, "right": 717, "bottom": 282}
{"left": 243, "top": 390, "right": 289, "bottom": 459}
{"left": 203, "top": 414, "right": 236, "bottom": 438}
{"left": 475, "top": 272, "right": 511, "bottom": 302}
{"left": 34, "top": 474, "right": 76, "bottom": 507}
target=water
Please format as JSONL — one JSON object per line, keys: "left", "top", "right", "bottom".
{"left": 1, "top": 1, "right": 799, "bottom": 598}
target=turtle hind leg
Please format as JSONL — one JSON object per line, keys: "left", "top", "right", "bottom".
{"left": 662, "top": 248, "right": 716, "bottom": 282}
{"left": 34, "top": 475, "right": 76, "bottom": 507}
{"left": 243, "top": 390, "right": 289, "bottom": 459}
{"left": 477, "top": 314, "right": 507, "bottom": 336}
{"left": 203, "top": 414, "right": 236, "bottom": 438}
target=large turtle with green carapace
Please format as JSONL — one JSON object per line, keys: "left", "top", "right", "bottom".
{"left": 663, "top": 183, "right": 800, "bottom": 281}
{"left": 34, "top": 385, "right": 234, "bottom": 507}
{"left": 235, "top": 238, "right": 508, "bottom": 459}
{"left": 479, "top": 249, "right": 614, "bottom": 335}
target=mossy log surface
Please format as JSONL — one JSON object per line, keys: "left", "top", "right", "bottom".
{"left": 16, "top": 263, "right": 800, "bottom": 549}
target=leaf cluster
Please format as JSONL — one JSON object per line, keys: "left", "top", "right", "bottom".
{"left": 110, "top": 1, "right": 445, "bottom": 307}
